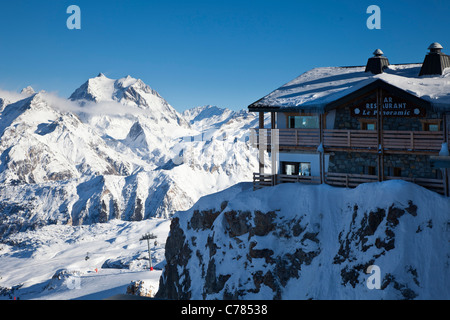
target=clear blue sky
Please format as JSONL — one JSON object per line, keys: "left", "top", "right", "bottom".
{"left": 0, "top": 0, "right": 449, "bottom": 111}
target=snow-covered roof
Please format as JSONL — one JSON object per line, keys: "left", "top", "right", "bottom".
{"left": 249, "top": 63, "right": 450, "bottom": 111}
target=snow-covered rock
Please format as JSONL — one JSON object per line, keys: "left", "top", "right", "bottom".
{"left": 126, "top": 280, "right": 158, "bottom": 298}
{"left": 157, "top": 180, "right": 450, "bottom": 300}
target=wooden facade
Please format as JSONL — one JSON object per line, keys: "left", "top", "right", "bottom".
{"left": 250, "top": 79, "right": 450, "bottom": 196}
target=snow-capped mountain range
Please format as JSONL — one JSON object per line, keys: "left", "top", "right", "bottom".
{"left": 0, "top": 74, "right": 267, "bottom": 238}
{"left": 1, "top": 75, "right": 448, "bottom": 301}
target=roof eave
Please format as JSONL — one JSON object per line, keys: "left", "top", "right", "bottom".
{"left": 248, "top": 105, "right": 326, "bottom": 113}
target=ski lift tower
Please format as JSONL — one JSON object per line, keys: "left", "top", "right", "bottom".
{"left": 140, "top": 233, "right": 157, "bottom": 271}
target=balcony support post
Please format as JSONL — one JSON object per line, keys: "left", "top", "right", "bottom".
{"left": 258, "top": 112, "right": 265, "bottom": 174}
{"left": 376, "top": 88, "right": 384, "bottom": 182}
{"left": 259, "top": 112, "right": 264, "bottom": 129}
{"left": 444, "top": 114, "right": 449, "bottom": 197}
{"left": 271, "top": 112, "right": 276, "bottom": 129}
{"left": 271, "top": 128, "right": 279, "bottom": 185}
{"left": 319, "top": 113, "right": 325, "bottom": 184}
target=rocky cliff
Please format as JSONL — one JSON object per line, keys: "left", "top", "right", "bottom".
{"left": 156, "top": 181, "right": 450, "bottom": 300}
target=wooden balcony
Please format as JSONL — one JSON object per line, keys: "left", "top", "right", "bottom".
{"left": 253, "top": 172, "right": 446, "bottom": 195}
{"left": 251, "top": 128, "right": 449, "bottom": 154}
{"left": 253, "top": 172, "right": 321, "bottom": 188}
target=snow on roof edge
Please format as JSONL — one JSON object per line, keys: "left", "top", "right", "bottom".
{"left": 249, "top": 63, "right": 450, "bottom": 111}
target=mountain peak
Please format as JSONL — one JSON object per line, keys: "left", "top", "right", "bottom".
{"left": 183, "top": 105, "right": 235, "bottom": 126}
{"left": 116, "top": 75, "right": 140, "bottom": 89}
{"left": 70, "top": 74, "right": 142, "bottom": 103}
{"left": 68, "top": 73, "right": 189, "bottom": 128}
{"left": 69, "top": 74, "right": 116, "bottom": 102}
{"left": 20, "top": 86, "right": 36, "bottom": 96}
{"left": 70, "top": 74, "right": 160, "bottom": 107}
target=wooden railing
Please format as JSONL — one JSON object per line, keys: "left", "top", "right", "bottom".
{"left": 277, "top": 174, "right": 321, "bottom": 184}
{"left": 251, "top": 129, "right": 320, "bottom": 148}
{"left": 324, "top": 172, "right": 379, "bottom": 188}
{"left": 279, "top": 129, "right": 320, "bottom": 147}
{"left": 253, "top": 173, "right": 321, "bottom": 189}
{"left": 383, "top": 131, "right": 443, "bottom": 151}
{"left": 251, "top": 128, "right": 447, "bottom": 152}
{"left": 323, "top": 130, "right": 377, "bottom": 149}
{"left": 253, "top": 173, "right": 276, "bottom": 189}
{"left": 253, "top": 172, "right": 445, "bottom": 194}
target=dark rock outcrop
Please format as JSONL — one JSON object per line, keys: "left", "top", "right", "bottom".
{"left": 156, "top": 182, "right": 450, "bottom": 300}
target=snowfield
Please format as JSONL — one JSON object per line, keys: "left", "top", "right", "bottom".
{"left": 0, "top": 219, "right": 170, "bottom": 300}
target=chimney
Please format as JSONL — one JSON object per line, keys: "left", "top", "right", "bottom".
{"left": 419, "top": 42, "right": 450, "bottom": 76}
{"left": 365, "top": 49, "right": 390, "bottom": 75}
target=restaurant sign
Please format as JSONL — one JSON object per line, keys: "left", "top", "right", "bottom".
{"left": 351, "top": 96, "right": 426, "bottom": 117}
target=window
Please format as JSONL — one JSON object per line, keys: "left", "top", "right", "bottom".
{"left": 288, "top": 116, "right": 319, "bottom": 129}
{"left": 282, "top": 162, "right": 312, "bottom": 176}
{"left": 282, "top": 162, "right": 296, "bottom": 175}
{"left": 299, "top": 162, "right": 311, "bottom": 176}
{"left": 359, "top": 120, "right": 377, "bottom": 130}
{"left": 385, "top": 167, "right": 402, "bottom": 177}
{"left": 421, "top": 120, "right": 441, "bottom": 132}
{"left": 426, "top": 124, "right": 439, "bottom": 132}
{"left": 434, "top": 169, "right": 443, "bottom": 180}
{"left": 285, "top": 163, "right": 296, "bottom": 175}
{"left": 362, "top": 165, "right": 377, "bottom": 175}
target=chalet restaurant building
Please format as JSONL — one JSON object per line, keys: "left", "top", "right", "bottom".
{"left": 249, "top": 43, "right": 450, "bottom": 196}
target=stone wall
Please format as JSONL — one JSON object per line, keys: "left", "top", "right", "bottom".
{"left": 329, "top": 98, "right": 444, "bottom": 180}
{"left": 384, "top": 154, "right": 440, "bottom": 179}
{"left": 328, "top": 152, "right": 378, "bottom": 175}
{"left": 333, "top": 105, "right": 362, "bottom": 130}
{"left": 328, "top": 151, "right": 441, "bottom": 179}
